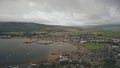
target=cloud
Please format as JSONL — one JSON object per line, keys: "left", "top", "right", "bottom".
{"left": 0, "top": 0, "right": 120, "bottom": 26}
{"left": 23, "top": 10, "right": 86, "bottom": 26}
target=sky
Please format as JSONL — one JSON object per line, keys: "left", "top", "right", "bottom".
{"left": 0, "top": 0, "right": 120, "bottom": 26}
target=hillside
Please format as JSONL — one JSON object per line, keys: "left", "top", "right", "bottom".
{"left": 0, "top": 22, "right": 52, "bottom": 32}
{"left": 0, "top": 22, "right": 79, "bottom": 32}
{"left": 0, "top": 22, "right": 120, "bottom": 33}
{"left": 93, "top": 24, "right": 120, "bottom": 30}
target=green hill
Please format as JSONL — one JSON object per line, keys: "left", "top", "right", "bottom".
{"left": 0, "top": 22, "right": 120, "bottom": 33}
{"left": 0, "top": 22, "right": 51, "bottom": 32}
{"left": 93, "top": 24, "right": 120, "bottom": 30}
{"left": 0, "top": 22, "right": 81, "bottom": 33}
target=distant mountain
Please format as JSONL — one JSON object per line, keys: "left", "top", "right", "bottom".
{"left": 0, "top": 22, "right": 119, "bottom": 32}
{"left": 94, "top": 24, "right": 120, "bottom": 30}
{"left": 0, "top": 22, "right": 51, "bottom": 32}
{"left": 0, "top": 22, "right": 77, "bottom": 32}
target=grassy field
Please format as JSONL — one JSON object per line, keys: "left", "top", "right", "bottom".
{"left": 81, "top": 28, "right": 120, "bottom": 38}
{"left": 81, "top": 42, "right": 104, "bottom": 51}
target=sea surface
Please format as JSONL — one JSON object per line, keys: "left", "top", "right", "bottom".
{"left": 0, "top": 39, "right": 76, "bottom": 65}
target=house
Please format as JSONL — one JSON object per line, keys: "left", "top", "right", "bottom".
{"left": 59, "top": 55, "right": 69, "bottom": 61}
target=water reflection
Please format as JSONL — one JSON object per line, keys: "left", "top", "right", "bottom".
{"left": 0, "top": 39, "right": 76, "bottom": 64}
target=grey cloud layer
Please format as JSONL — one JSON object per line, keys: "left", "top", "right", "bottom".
{"left": 0, "top": 0, "right": 120, "bottom": 26}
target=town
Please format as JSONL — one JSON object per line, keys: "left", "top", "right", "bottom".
{"left": 0, "top": 29, "right": 120, "bottom": 68}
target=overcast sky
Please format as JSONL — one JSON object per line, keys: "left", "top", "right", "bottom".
{"left": 0, "top": 0, "right": 120, "bottom": 26}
